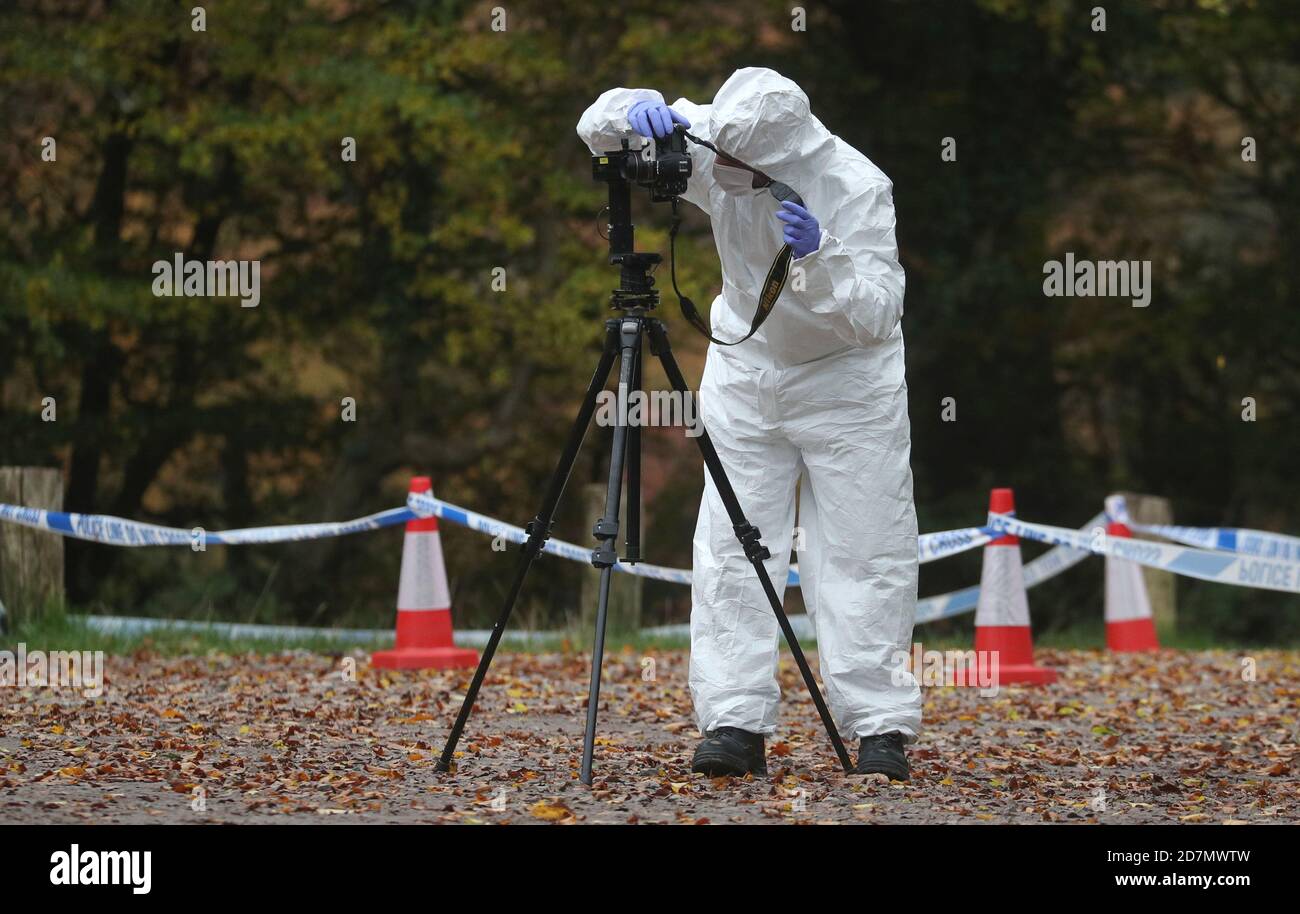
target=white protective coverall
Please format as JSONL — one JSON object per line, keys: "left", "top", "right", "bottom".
{"left": 577, "top": 67, "right": 921, "bottom": 742}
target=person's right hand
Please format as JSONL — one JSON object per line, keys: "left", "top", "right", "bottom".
{"left": 627, "top": 100, "right": 690, "bottom": 139}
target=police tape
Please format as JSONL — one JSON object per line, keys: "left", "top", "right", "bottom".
{"left": 1104, "top": 494, "right": 1300, "bottom": 561}
{"left": 405, "top": 491, "right": 997, "bottom": 587}
{"left": 914, "top": 513, "right": 1102, "bottom": 623}
{"left": 405, "top": 491, "right": 694, "bottom": 585}
{"left": 0, "top": 490, "right": 1111, "bottom": 627}
{"left": 0, "top": 481, "right": 1081, "bottom": 624}
{"left": 0, "top": 491, "right": 994, "bottom": 581}
{"left": 404, "top": 494, "right": 1102, "bottom": 622}
{"left": 990, "top": 513, "right": 1300, "bottom": 594}
{"left": 1129, "top": 522, "right": 1300, "bottom": 562}
{"left": 0, "top": 502, "right": 414, "bottom": 547}
{"left": 918, "top": 526, "right": 998, "bottom": 562}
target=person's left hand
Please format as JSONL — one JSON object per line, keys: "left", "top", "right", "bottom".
{"left": 627, "top": 100, "right": 691, "bottom": 139}
{"left": 776, "top": 201, "right": 821, "bottom": 258}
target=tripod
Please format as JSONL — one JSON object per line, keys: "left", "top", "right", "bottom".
{"left": 436, "top": 166, "right": 853, "bottom": 785}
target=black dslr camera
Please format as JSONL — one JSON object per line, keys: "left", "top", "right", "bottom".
{"left": 592, "top": 130, "right": 692, "bottom": 203}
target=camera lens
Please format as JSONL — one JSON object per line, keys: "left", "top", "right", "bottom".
{"left": 620, "top": 152, "right": 658, "bottom": 184}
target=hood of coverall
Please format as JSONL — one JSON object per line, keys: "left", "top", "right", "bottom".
{"left": 708, "top": 68, "right": 836, "bottom": 189}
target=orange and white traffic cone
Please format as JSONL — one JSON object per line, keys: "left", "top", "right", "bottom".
{"left": 371, "top": 477, "right": 479, "bottom": 670}
{"left": 1103, "top": 495, "right": 1160, "bottom": 652}
{"left": 956, "top": 488, "right": 1057, "bottom": 686}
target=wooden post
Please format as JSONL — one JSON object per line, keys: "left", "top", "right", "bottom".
{"left": 0, "top": 467, "right": 66, "bottom": 628}
{"left": 576, "top": 481, "right": 643, "bottom": 645}
{"left": 1117, "top": 491, "right": 1176, "bottom": 632}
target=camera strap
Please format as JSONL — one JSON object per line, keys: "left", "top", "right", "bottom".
{"left": 670, "top": 128, "right": 801, "bottom": 348}
{"left": 669, "top": 206, "right": 793, "bottom": 347}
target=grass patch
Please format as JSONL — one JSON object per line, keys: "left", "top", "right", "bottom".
{"left": 5, "top": 607, "right": 1290, "bottom": 658}
{"left": 5, "top": 609, "right": 388, "bottom": 656}
{"left": 5, "top": 607, "right": 682, "bottom": 657}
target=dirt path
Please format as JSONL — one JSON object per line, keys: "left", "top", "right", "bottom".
{"left": 1, "top": 648, "right": 1295, "bottom": 824}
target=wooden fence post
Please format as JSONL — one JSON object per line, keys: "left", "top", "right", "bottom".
{"left": 0, "top": 467, "right": 66, "bottom": 628}
{"left": 1118, "top": 490, "right": 1177, "bottom": 632}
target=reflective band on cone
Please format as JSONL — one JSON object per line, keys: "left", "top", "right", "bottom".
{"left": 371, "top": 477, "right": 479, "bottom": 671}
{"left": 955, "top": 488, "right": 1057, "bottom": 686}
{"left": 1103, "top": 499, "right": 1160, "bottom": 653}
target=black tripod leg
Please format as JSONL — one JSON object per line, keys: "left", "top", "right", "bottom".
{"left": 580, "top": 317, "right": 641, "bottom": 785}
{"left": 647, "top": 321, "right": 855, "bottom": 774}
{"left": 625, "top": 335, "right": 642, "bottom": 564}
{"left": 436, "top": 321, "right": 621, "bottom": 774}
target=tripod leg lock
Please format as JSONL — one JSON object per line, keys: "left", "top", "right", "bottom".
{"left": 591, "top": 516, "right": 621, "bottom": 568}
{"left": 523, "top": 518, "right": 554, "bottom": 554}
{"left": 733, "top": 522, "right": 772, "bottom": 563}
{"left": 592, "top": 517, "right": 619, "bottom": 539}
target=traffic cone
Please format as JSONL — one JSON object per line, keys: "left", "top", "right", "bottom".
{"left": 956, "top": 488, "right": 1057, "bottom": 686}
{"left": 371, "top": 477, "right": 479, "bottom": 670}
{"left": 1103, "top": 495, "right": 1160, "bottom": 652}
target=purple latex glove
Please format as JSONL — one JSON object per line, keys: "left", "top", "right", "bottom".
{"left": 776, "top": 200, "right": 821, "bottom": 258}
{"left": 627, "top": 100, "right": 691, "bottom": 139}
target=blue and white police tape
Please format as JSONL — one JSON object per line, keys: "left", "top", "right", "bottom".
{"left": 1104, "top": 493, "right": 1300, "bottom": 561}
{"left": 914, "top": 513, "right": 1102, "bottom": 623}
{"left": 0, "top": 491, "right": 1112, "bottom": 626}
{"left": 0, "top": 490, "right": 994, "bottom": 581}
{"left": 918, "top": 525, "right": 999, "bottom": 562}
{"left": 0, "top": 502, "right": 415, "bottom": 547}
{"left": 406, "top": 490, "right": 999, "bottom": 587}
{"left": 990, "top": 513, "right": 1300, "bottom": 594}
{"left": 404, "top": 490, "right": 694, "bottom": 585}
{"left": 1131, "top": 523, "right": 1300, "bottom": 562}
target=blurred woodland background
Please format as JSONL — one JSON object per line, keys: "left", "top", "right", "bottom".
{"left": 1, "top": 0, "right": 1297, "bottom": 640}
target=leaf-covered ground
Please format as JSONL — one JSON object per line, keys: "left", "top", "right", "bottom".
{"left": 1, "top": 648, "right": 1296, "bottom": 824}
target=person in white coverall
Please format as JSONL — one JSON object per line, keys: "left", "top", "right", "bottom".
{"left": 577, "top": 67, "right": 920, "bottom": 780}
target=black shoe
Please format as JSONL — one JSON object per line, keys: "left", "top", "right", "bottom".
{"left": 855, "top": 732, "right": 910, "bottom": 781}
{"left": 691, "top": 727, "right": 767, "bottom": 776}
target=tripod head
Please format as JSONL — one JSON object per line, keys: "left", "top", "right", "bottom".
{"left": 608, "top": 250, "right": 661, "bottom": 312}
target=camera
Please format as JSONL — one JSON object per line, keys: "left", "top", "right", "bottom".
{"left": 592, "top": 129, "right": 692, "bottom": 203}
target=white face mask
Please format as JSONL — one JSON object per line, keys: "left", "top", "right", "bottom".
{"left": 713, "top": 162, "right": 760, "bottom": 196}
